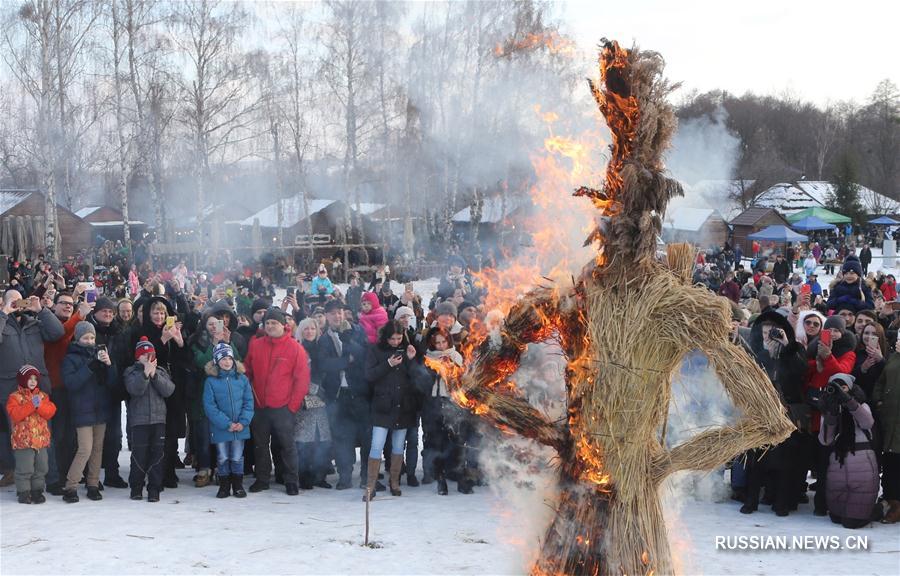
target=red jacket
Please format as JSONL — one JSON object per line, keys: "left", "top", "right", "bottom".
{"left": 244, "top": 332, "right": 309, "bottom": 412}
{"left": 6, "top": 388, "right": 56, "bottom": 450}
{"left": 43, "top": 311, "right": 84, "bottom": 389}
{"left": 881, "top": 282, "right": 897, "bottom": 302}
{"left": 804, "top": 348, "right": 856, "bottom": 432}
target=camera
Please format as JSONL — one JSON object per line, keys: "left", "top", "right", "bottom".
{"left": 825, "top": 382, "right": 839, "bottom": 395}
{"left": 769, "top": 328, "right": 784, "bottom": 340}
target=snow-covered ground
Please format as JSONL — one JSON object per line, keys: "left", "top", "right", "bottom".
{"left": 3, "top": 264, "right": 900, "bottom": 575}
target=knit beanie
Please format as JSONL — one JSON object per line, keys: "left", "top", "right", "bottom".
{"left": 17, "top": 365, "right": 40, "bottom": 388}
{"left": 251, "top": 298, "right": 270, "bottom": 316}
{"left": 263, "top": 306, "right": 286, "bottom": 325}
{"left": 828, "top": 373, "right": 855, "bottom": 387}
{"left": 435, "top": 301, "right": 458, "bottom": 319}
{"left": 134, "top": 336, "right": 155, "bottom": 360}
{"left": 94, "top": 296, "right": 116, "bottom": 312}
{"left": 213, "top": 342, "right": 234, "bottom": 365}
{"left": 842, "top": 256, "right": 862, "bottom": 276}
{"left": 824, "top": 315, "right": 846, "bottom": 332}
{"left": 395, "top": 306, "right": 415, "bottom": 320}
{"left": 74, "top": 321, "right": 95, "bottom": 342}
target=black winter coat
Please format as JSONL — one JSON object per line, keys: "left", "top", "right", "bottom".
{"left": 317, "top": 325, "right": 369, "bottom": 402}
{"left": 61, "top": 343, "right": 117, "bottom": 428}
{"left": 826, "top": 280, "right": 874, "bottom": 313}
{"left": 365, "top": 345, "right": 422, "bottom": 429}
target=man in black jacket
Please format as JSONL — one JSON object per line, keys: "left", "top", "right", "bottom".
{"left": 859, "top": 244, "right": 872, "bottom": 275}
{"left": 317, "top": 300, "right": 372, "bottom": 490}
{"left": 772, "top": 253, "right": 791, "bottom": 285}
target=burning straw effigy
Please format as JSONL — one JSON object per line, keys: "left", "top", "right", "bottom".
{"left": 428, "top": 40, "right": 794, "bottom": 576}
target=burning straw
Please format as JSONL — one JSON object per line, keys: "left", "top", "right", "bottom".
{"left": 435, "top": 40, "right": 794, "bottom": 576}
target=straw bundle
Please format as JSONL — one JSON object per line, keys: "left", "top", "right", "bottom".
{"left": 452, "top": 41, "right": 794, "bottom": 576}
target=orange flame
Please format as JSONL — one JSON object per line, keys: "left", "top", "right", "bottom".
{"left": 494, "top": 31, "right": 577, "bottom": 58}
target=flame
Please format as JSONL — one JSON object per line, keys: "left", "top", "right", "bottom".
{"left": 494, "top": 30, "right": 577, "bottom": 58}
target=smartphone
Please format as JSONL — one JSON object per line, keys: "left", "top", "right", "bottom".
{"left": 821, "top": 330, "right": 832, "bottom": 346}
{"left": 96, "top": 344, "right": 107, "bottom": 358}
{"left": 392, "top": 348, "right": 405, "bottom": 358}
{"left": 286, "top": 287, "right": 296, "bottom": 299}
{"left": 165, "top": 316, "right": 175, "bottom": 330}
{"left": 800, "top": 284, "right": 811, "bottom": 296}
{"left": 85, "top": 289, "right": 97, "bottom": 304}
{"left": 213, "top": 318, "right": 225, "bottom": 333}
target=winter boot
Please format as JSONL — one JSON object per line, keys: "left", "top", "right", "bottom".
{"left": 46, "top": 482, "right": 64, "bottom": 496}
{"left": 407, "top": 473, "right": 420, "bottom": 487}
{"left": 86, "top": 486, "right": 103, "bottom": 501}
{"left": 195, "top": 469, "right": 212, "bottom": 488}
{"left": 231, "top": 475, "right": 247, "bottom": 498}
{"left": 0, "top": 469, "right": 15, "bottom": 487}
{"left": 389, "top": 454, "right": 403, "bottom": 497}
{"left": 248, "top": 480, "right": 270, "bottom": 493}
{"left": 130, "top": 485, "right": 144, "bottom": 500}
{"left": 362, "top": 458, "right": 381, "bottom": 502}
{"left": 62, "top": 488, "right": 79, "bottom": 503}
{"left": 422, "top": 472, "right": 434, "bottom": 485}
{"left": 457, "top": 470, "right": 474, "bottom": 494}
{"left": 437, "top": 475, "right": 449, "bottom": 496}
{"left": 147, "top": 488, "right": 160, "bottom": 502}
{"left": 17, "top": 491, "right": 32, "bottom": 504}
{"left": 216, "top": 475, "right": 231, "bottom": 498}
{"left": 883, "top": 500, "right": 900, "bottom": 524}
{"left": 104, "top": 475, "right": 129, "bottom": 489}
{"left": 30, "top": 489, "right": 46, "bottom": 504}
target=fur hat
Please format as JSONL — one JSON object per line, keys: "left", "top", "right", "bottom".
{"left": 824, "top": 315, "right": 846, "bottom": 332}
{"left": 134, "top": 336, "right": 155, "bottom": 360}
{"left": 17, "top": 365, "right": 40, "bottom": 388}
{"left": 435, "top": 301, "right": 458, "bottom": 318}
{"left": 263, "top": 306, "right": 286, "bottom": 325}
{"left": 74, "top": 321, "right": 95, "bottom": 342}
{"left": 213, "top": 342, "right": 234, "bottom": 365}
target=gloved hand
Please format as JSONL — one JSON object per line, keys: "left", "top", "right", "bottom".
{"left": 833, "top": 385, "right": 853, "bottom": 405}
{"left": 32, "top": 395, "right": 41, "bottom": 408}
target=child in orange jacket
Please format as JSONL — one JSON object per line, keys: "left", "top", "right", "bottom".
{"left": 6, "top": 365, "right": 57, "bottom": 504}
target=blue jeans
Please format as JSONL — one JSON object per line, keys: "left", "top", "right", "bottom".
{"left": 369, "top": 426, "right": 406, "bottom": 459}
{"left": 215, "top": 440, "right": 245, "bottom": 476}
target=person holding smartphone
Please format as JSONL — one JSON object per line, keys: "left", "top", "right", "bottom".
{"left": 805, "top": 314, "right": 858, "bottom": 516}
{"left": 362, "top": 320, "right": 422, "bottom": 501}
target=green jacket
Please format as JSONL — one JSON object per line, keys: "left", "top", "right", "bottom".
{"left": 874, "top": 352, "right": 900, "bottom": 453}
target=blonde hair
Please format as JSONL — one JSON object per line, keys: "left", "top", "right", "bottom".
{"left": 295, "top": 317, "right": 320, "bottom": 341}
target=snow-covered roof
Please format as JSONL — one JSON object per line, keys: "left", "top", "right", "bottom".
{"left": 234, "top": 197, "right": 337, "bottom": 228}
{"left": 796, "top": 181, "right": 900, "bottom": 214}
{"left": 662, "top": 207, "right": 720, "bottom": 232}
{"left": 355, "top": 203, "right": 386, "bottom": 216}
{"left": 753, "top": 183, "right": 821, "bottom": 215}
{"left": 452, "top": 196, "right": 528, "bottom": 223}
{"left": 90, "top": 220, "right": 146, "bottom": 226}
{"left": 0, "top": 190, "right": 33, "bottom": 214}
{"left": 75, "top": 206, "right": 101, "bottom": 218}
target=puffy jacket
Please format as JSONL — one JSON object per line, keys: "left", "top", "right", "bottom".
{"left": 826, "top": 280, "right": 874, "bottom": 313}
{"left": 805, "top": 330, "right": 857, "bottom": 433}
{"left": 62, "top": 343, "right": 118, "bottom": 428}
{"left": 365, "top": 345, "right": 424, "bottom": 430}
{"left": 124, "top": 364, "right": 175, "bottom": 427}
{"left": 309, "top": 276, "right": 335, "bottom": 296}
{"left": 819, "top": 401, "right": 879, "bottom": 522}
{"left": 358, "top": 293, "right": 388, "bottom": 344}
{"left": 203, "top": 361, "right": 253, "bottom": 443}
{"left": 244, "top": 332, "right": 309, "bottom": 412}
{"left": 6, "top": 387, "right": 56, "bottom": 450}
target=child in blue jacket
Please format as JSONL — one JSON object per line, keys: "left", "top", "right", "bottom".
{"left": 203, "top": 343, "right": 254, "bottom": 498}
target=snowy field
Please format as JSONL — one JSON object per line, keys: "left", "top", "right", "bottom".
{"left": 3, "top": 263, "right": 900, "bottom": 575}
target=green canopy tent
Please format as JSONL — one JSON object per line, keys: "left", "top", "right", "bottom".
{"left": 787, "top": 206, "right": 852, "bottom": 224}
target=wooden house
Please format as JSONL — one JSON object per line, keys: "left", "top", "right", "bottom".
{"left": 0, "top": 190, "right": 92, "bottom": 260}
{"left": 729, "top": 206, "right": 790, "bottom": 255}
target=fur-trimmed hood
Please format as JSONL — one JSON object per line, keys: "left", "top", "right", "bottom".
{"left": 204, "top": 360, "right": 245, "bottom": 377}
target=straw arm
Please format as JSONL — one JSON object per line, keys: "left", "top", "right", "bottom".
{"left": 653, "top": 340, "right": 794, "bottom": 482}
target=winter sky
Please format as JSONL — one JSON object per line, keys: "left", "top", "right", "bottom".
{"left": 564, "top": 0, "right": 900, "bottom": 106}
